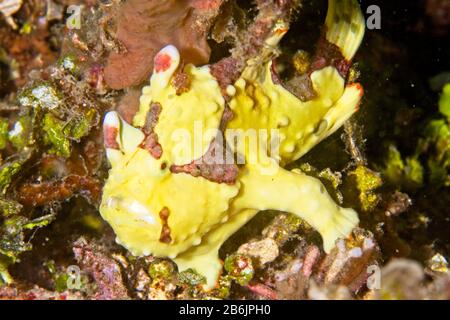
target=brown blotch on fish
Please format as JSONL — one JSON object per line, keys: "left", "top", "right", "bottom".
{"left": 159, "top": 207, "right": 172, "bottom": 244}
{"left": 140, "top": 103, "right": 163, "bottom": 159}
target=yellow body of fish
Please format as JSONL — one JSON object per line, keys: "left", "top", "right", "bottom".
{"left": 100, "top": 0, "right": 366, "bottom": 288}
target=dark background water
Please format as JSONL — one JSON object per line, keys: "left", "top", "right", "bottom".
{"left": 360, "top": 0, "right": 449, "bottom": 76}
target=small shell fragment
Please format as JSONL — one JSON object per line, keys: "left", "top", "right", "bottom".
{"left": 428, "top": 253, "right": 449, "bottom": 273}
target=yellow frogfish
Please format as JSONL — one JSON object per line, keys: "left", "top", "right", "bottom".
{"left": 100, "top": 0, "right": 366, "bottom": 288}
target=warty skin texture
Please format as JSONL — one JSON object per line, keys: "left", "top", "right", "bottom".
{"left": 100, "top": 0, "right": 366, "bottom": 288}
